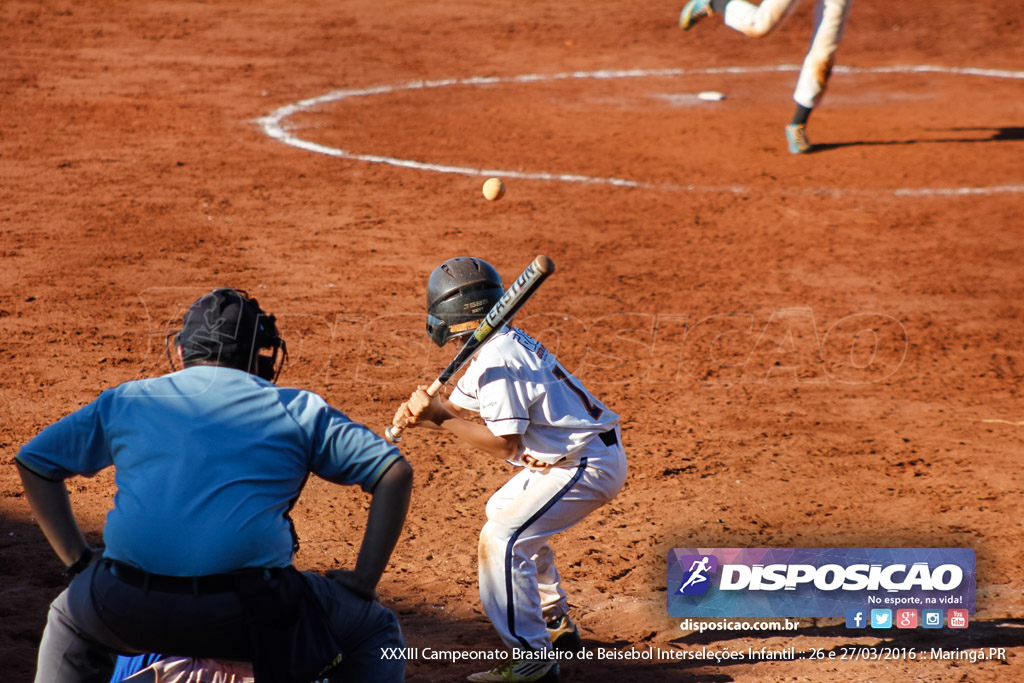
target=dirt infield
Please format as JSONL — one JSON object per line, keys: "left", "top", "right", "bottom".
{"left": 2, "top": 1, "right": 1022, "bottom": 681}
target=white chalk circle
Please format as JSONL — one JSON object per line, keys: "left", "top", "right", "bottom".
{"left": 257, "top": 65, "right": 1024, "bottom": 197}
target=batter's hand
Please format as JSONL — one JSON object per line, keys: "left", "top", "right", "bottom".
{"left": 406, "top": 385, "right": 450, "bottom": 428}
{"left": 390, "top": 390, "right": 432, "bottom": 431}
{"left": 392, "top": 401, "right": 414, "bottom": 431}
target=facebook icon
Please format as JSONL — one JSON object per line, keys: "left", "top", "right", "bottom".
{"left": 845, "top": 609, "right": 867, "bottom": 629}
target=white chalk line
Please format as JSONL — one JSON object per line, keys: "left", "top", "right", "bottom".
{"left": 256, "top": 65, "right": 1024, "bottom": 198}
{"left": 980, "top": 419, "right": 1024, "bottom": 427}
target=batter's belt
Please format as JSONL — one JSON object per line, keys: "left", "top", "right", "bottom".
{"left": 522, "top": 428, "right": 618, "bottom": 470}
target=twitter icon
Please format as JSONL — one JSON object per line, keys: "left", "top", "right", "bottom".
{"left": 871, "top": 609, "right": 893, "bottom": 629}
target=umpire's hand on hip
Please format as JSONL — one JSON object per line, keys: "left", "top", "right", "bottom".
{"left": 326, "top": 568, "right": 379, "bottom": 602}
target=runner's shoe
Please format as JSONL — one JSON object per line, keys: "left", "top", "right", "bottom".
{"left": 785, "top": 123, "right": 811, "bottom": 154}
{"left": 679, "top": 0, "right": 714, "bottom": 30}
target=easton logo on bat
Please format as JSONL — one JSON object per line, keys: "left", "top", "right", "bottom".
{"left": 668, "top": 548, "right": 976, "bottom": 618}
{"left": 474, "top": 260, "right": 548, "bottom": 342}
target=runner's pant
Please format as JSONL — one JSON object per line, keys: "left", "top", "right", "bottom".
{"left": 722, "top": 0, "right": 853, "bottom": 108}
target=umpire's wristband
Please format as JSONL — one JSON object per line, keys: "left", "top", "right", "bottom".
{"left": 64, "top": 547, "right": 94, "bottom": 578}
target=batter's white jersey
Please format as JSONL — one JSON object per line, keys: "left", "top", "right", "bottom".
{"left": 448, "top": 326, "right": 627, "bottom": 653}
{"left": 449, "top": 327, "right": 619, "bottom": 466}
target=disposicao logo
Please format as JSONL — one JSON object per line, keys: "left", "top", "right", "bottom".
{"left": 667, "top": 548, "right": 976, "bottom": 619}
{"left": 676, "top": 555, "right": 718, "bottom": 595}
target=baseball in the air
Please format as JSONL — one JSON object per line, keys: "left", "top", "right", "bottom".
{"left": 482, "top": 177, "right": 506, "bottom": 201}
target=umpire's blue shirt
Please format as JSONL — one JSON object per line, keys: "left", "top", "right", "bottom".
{"left": 16, "top": 366, "right": 402, "bottom": 576}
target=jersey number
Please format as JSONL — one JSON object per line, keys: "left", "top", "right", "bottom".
{"left": 552, "top": 365, "right": 603, "bottom": 419}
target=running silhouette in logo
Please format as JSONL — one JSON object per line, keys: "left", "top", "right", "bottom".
{"left": 677, "top": 554, "right": 718, "bottom": 595}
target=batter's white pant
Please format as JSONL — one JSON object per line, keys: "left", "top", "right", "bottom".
{"left": 478, "top": 431, "right": 627, "bottom": 651}
{"left": 723, "top": 0, "right": 853, "bottom": 109}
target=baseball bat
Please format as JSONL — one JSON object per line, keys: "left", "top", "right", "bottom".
{"left": 384, "top": 254, "right": 555, "bottom": 443}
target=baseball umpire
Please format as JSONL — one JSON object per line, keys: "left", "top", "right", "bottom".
{"left": 15, "top": 288, "right": 413, "bottom": 683}
{"left": 393, "top": 257, "right": 628, "bottom": 683}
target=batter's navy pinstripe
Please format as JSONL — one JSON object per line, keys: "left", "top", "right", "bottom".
{"left": 504, "top": 459, "right": 589, "bottom": 649}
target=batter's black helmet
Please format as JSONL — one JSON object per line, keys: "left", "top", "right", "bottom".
{"left": 170, "top": 288, "right": 287, "bottom": 381}
{"left": 426, "top": 257, "right": 504, "bottom": 347}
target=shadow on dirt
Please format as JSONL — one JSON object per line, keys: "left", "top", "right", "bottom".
{"left": 813, "top": 126, "right": 1024, "bottom": 152}
{"left": 0, "top": 512, "right": 72, "bottom": 683}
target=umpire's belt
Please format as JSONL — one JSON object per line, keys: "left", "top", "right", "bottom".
{"left": 106, "top": 559, "right": 283, "bottom": 595}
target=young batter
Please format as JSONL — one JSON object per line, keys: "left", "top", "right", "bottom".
{"left": 394, "top": 257, "right": 627, "bottom": 683}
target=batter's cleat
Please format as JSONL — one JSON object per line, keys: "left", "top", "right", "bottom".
{"left": 467, "top": 658, "right": 559, "bottom": 683}
{"left": 679, "top": 0, "right": 714, "bottom": 30}
{"left": 547, "top": 614, "right": 583, "bottom": 653}
{"left": 785, "top": 123, "right": 811, "bottom": 154}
